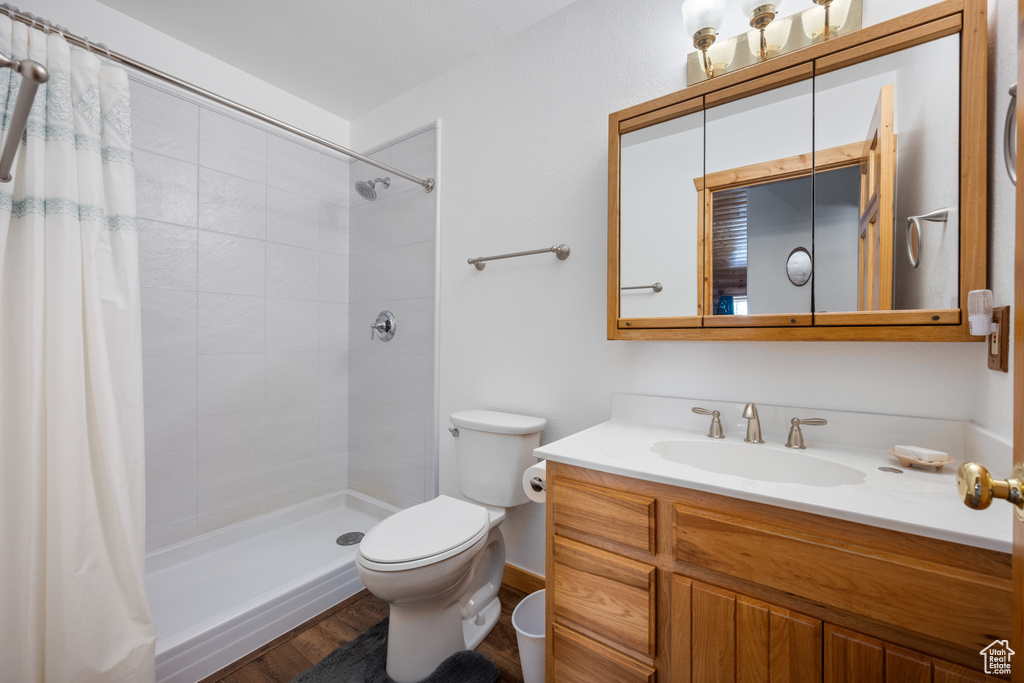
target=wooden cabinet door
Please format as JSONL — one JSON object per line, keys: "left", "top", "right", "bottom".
{"left": 670, "top": 576, "right": 822, "bottom": 683}
{"left": 826, "top": 625, "right": 884, "bottom": 682}
{"left": 825, "top": 625, "right": 993, "bottom": 682}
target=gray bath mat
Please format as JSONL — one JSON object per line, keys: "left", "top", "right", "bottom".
{"left": 290, "top": 617, "right": 500, "bottom": 683}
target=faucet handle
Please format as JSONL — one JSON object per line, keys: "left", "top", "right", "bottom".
{"left": 786, "top": 417, "right": 827, "bottom": 449}
{"left": 692, "top": 407, "right": 724, "bottom": 439}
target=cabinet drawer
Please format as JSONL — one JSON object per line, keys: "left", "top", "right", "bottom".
{"left": 552, "top": 535, "right": 656, "bottom": 660}
{"left": 673, "top": 503, "right": 1009, "bottom": 656}
{"left": 553, "top": 476, "right": 656, "bottom": 553}
{"left": 552, "top": 624, "right": 656, "bottom": 683}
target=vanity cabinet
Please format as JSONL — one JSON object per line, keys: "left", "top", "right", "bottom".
{"left": 545, "top": 462, "right": 1011, "bottom": 681}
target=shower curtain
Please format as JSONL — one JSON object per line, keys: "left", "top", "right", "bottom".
{"left": 0, "top": 16, "right": 155, "bottom": 683}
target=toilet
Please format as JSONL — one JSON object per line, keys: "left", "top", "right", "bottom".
{"left": 356, "top": 409, "right": 546, "bottom": 683}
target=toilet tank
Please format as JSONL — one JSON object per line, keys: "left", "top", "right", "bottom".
{"left": 450, "top": 410, "right": 546, "bottom": 507}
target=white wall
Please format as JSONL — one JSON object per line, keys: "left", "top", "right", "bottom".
{"left": 351, "top": 0, "right": 1015, "bottom": 578}
{"left": 813, "top": 166, "right": 861, "bottom": 313}
{"left": 17, "top": 0, "right": 350, "bottom": 144}
{"left": 746, "top": 177, "right": 813, "bottom": 315}
{"left": 346, "top": 126, "right": 439, "bottom": 510}
{"left": 706, "top": 80, "right": 813, "bottom": 174}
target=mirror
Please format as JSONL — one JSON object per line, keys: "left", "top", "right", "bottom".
{"left": 704, "top": 79, "right": 814, "bottom": 321}
{"left": 814, "top": 33, "right": 961, "bottom": 315}
{"left": 619, "top": 107, "right": 703, "bottom": 320}
{"left": 609, "top": 5, "right": 982, "bottom": 341}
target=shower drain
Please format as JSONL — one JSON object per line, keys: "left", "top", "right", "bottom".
{"left": 336, "top": 531, "right": 365, "bottom": 546}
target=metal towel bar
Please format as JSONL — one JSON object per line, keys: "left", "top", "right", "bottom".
{"left": 621, "top": 282, "right": 663, "bottom": 292}
{"left": 0, "top": 54, "right": 47, "bottom": 182}
{"left": 468, "top": 244, "right": 570, "bottom": 270}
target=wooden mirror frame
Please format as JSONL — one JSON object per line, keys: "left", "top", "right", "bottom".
{"left": 608, "top": 0, "right": 987, "bottom": 341}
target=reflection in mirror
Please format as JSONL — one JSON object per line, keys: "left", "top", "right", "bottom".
{"left": 619, "top": 109, "right": 703, "bottom": 319}
{"left": 787, "top": 247, "right": 812, "bottom": 286}
{"left": 814, "top": 34, "right": 961, "bottom": 312}
{"left": 704, "top": 79, "right": 813, "bottom": 317}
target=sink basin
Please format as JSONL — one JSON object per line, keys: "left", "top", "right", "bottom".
{"left": 651, "top": 440, "right": 866, "bottom": 487}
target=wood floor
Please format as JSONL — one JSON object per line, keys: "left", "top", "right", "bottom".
{"left": 202, "top": 585, "right": 528, "bottom": 683}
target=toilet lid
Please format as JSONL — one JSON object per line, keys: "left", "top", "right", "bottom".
{"left": 359, "top": 495, "right": 489, "bottom": 564}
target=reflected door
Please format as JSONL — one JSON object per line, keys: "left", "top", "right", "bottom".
{"left": 857, "top": 84, "right": 896, "bottom": 311}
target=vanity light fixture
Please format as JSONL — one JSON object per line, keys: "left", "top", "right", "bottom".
{"left": 681, "top": 0, "right": 726, "bottom": 78}
{"left": 683, "top": 0, "right": 862, "bottom": 84}
{"left": 741, "top": 0, "right": 784, "bottom": 60}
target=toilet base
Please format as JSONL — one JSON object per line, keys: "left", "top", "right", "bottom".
{"left": 463, "top": 595, "right": 501, "bottom": 650}
{"left": 379, "top": 528, "right": 506, "bottom": 682}
{"left": 386, "top": 597, "right": 468, "bottom": 683}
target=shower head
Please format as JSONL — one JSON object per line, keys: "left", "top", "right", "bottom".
{"left": 354, "top": 176, "right": 391, "bottom": 201}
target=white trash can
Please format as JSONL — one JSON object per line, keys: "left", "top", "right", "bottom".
{"left": 511, "top": 589, "right": 545, "bottom": 683}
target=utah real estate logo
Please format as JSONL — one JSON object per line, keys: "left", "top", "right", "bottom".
{"left": 980, "top": 640, "right": 1014, "bottom": 675}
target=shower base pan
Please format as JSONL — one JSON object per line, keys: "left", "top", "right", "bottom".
{"left": 146, "top": 490, "right": 394, "bottom": 683}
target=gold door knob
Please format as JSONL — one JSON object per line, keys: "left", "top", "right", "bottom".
{"left": 956, "top": 462, "right": 1024, "bottom": 515}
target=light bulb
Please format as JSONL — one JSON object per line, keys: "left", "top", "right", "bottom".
{"left": 748, "top": 14, "right": 792, "bottom": 57}
{"left": 802, "top": 0, "right": 850, "bottom": 40}
{"left": 681, "top": 0, "right": 726, "bottom": 39}
{"left": 967, "top": 289, "right": 997, "bottom": 336}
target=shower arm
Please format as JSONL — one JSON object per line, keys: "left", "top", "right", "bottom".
{"left": 0, "top": 4, "right": 435, "bottom": 193}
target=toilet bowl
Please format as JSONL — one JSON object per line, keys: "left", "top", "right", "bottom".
{"left": 356, "top": 409, "right": 545, "bottom": 683}
{"left": 356, "top": 495, "right": 507, "bottom": 683}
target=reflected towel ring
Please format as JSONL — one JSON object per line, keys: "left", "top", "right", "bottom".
{"left": 1006, "top": 84, "right": 1017, "bottom": 186}
{"left": 906, "top": 208, "right": 949, "bottom": 268}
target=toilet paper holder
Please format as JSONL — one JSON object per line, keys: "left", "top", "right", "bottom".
{"left": 529, "top": 477, "right": 545, "bottom": 493}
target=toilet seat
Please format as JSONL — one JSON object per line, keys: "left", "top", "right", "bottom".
{"left": 358, "top": 495, "right": 489, "bottom": 571}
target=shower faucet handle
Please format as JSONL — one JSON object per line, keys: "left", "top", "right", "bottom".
{"left": 370, "top": 310, "right": 396, "bottom": 341}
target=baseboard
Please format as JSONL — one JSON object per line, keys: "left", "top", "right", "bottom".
{"left": 502, "top": 563, "right": 545, "bottom": 594}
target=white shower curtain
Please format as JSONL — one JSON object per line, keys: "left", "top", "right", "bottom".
{"left": 0, "top": 16, "right": 156, "bottom": 683}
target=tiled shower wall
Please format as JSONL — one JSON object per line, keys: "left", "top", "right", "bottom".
{"left": 134, "top": 74, "right": 354, "bottom": 551}
{"left": 347, "top": 128, "right": 438, "bottom": 509}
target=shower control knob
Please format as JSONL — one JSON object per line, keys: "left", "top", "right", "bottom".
{"left": 370, "top": 310, "right": 396, "bottom": 342}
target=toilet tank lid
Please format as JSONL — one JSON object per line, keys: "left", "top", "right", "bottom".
{"left": 450, "top": 410, "right": 546, "bottom": 435}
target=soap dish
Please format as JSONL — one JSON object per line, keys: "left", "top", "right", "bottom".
{"left": 887, "top": 449, "right": 956, "bottom": 472}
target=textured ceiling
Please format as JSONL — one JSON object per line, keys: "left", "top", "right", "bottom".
{"left": 95, "top": 0, "right": 580, "bottom": 120}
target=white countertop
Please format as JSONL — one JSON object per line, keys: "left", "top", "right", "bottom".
{"left": 535, "top": 414, "right": 1013, "bottom": 554}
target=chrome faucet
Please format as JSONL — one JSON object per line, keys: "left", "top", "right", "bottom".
{"left": 742, "top": 402, "right": 764, "bottom": 444}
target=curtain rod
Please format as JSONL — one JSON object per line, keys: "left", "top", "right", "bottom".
{"left": 0, "top": 4, "right": 435, "bottom": 193}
